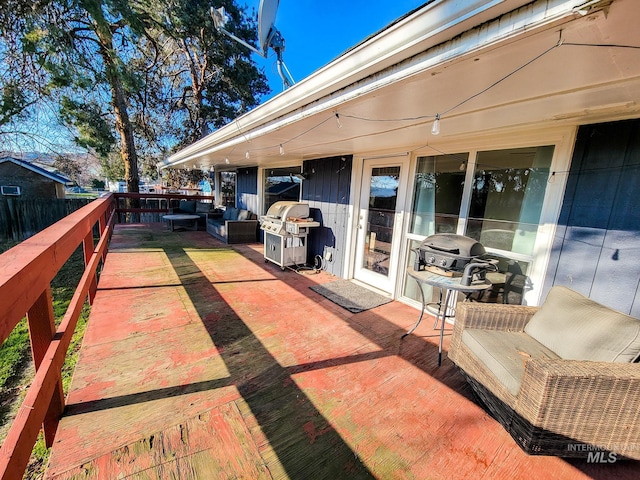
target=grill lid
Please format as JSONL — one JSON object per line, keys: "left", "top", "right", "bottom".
{"left": 415, "top": 233, "right": 486, "bottom": 272}
{"left": 265, "top": 201, "right": 310, "bottom": 220}
{"left": 420, "top": 233, "right": 485, "bottom": 258}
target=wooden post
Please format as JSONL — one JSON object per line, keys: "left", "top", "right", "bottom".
{"left": 27, "top": 288, "right": 64, "bottom": 447}
{"left": 98, "top": 214, "right": 107, "bottom": 262}
{"left": 83, "top": 231, "right": 98, "bottom": 304}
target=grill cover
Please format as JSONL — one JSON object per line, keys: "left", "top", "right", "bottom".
{"left": 415, "top": 233, "right": 486, "bottom": 271}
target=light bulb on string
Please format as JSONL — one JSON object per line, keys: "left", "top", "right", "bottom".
{"left": 279, "top": 144, "right": 285, "bottom": 156}
{"left": 225, "top": 157, "right": 230, "bottom": 164}
{"left": 245, "top": 151, "right": 250, "bottom": 160}
{"left": 548, "top": 171, "right": 556, "bottom": 183}
{"left": 335, "top": 113, "right": 342, "bottom": 129}
{"left": 431, "top": 114, "right": 441, "bottom": 135}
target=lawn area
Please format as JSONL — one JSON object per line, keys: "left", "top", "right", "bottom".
{"left": 0, "top": 240, "right": 92, "bottom": 479}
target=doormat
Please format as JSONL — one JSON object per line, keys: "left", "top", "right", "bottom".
{"left": 310, "top": 279, "right": 392, "bottom": 313}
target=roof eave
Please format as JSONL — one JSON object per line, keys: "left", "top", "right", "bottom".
{"left": 161, "top": 0, "right": 540, "bottom": 169}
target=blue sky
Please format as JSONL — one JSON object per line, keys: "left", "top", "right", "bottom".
{"left": 239, "top": 0, "right": 427, "bottom": 99}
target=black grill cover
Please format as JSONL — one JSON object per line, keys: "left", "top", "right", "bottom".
{"left": 416, "top": 233, "right": 486, "bottom": 271}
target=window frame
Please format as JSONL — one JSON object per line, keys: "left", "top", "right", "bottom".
{"left": 398, "top": 127, "right": 576, "bottom": 306}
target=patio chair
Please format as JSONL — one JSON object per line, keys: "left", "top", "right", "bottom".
{"left": 448, "top": 286, "right": 640, "bottom": 459}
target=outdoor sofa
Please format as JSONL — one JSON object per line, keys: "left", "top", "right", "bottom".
{"left": 448, "top": 286, "right": 640, "bottom": 459}
{"left": 168, "top": 199, "right": 216, "bottom": 230}
{"left": 206, "top": 206, "right": 258, "bottom": 244}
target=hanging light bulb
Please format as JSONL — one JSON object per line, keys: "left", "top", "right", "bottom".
{"left": 548, "top": 171, "right": 556, "bottom": 183}
{"left": 245, "top": 151, "right": 250, "bottom": 160}
{"left": 335, "top": 113, "right": 342, "bottom": 129}
{"left": 459, "top": 161, "right": 466, "bottom": 171}
{"left": 225, "top": 157, "right": 230, "bottom": 164}
{"left": 431, "top": 114, "right": 441, "bottom": 135}
{"left": 279, "top": 144, "right": 285, "bottom": 156}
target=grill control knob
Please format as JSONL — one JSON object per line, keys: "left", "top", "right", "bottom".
{"left": 440, "top": 259, "right": 448, "bottom": 267}
{"left": 428, "top": 256, "right": 435, "bottom": 264}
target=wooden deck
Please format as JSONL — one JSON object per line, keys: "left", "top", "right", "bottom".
{"left": 44, "top": 223, "right": 640, "bottom": 479}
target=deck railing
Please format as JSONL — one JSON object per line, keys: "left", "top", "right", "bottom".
{"left": 0, "top": 191, "right": 218, "bottom": 478}
{"left": 112, "top": 192, "right": 215, "bottom": 223}
{"left": 0, "top": 192, "right": 215, "bottom": 478}
{"left": 0, "top": 194, "right": 115, "bottom": 478}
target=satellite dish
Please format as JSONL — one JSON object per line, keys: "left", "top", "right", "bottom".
{"left": 211, "top": 1, "right": 295, "bottom": 90}
{"left": 258, "top": 0, "right": 279, "bottom": 55}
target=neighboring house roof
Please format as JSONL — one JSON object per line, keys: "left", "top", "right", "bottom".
{"left": 0, "top": 156, "right": 73, "bottom": 185}
{"left": 162, "top": 0, "right": 640, "bottom": 171}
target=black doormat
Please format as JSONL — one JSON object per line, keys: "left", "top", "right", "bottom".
{"left": 309, "top": 279, "right": 392, "bottom": 313}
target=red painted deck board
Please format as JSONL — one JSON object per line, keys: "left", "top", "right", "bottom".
{"left": 44, "top": 223, "right": 640, "bottom": 479}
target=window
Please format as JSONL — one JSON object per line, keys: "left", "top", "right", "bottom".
{"left": 264, "top": 166, "right": 302, "bottom": 213}
{"left": 220, "top": 172, "right": 236, "bottom": 206}
{"left": 1, "top": 185, "right": 21, "bottom": 196}
{"left": 410, "top": 154, "right": 467, "bottom": 236}
{"left": 466, "top": 146, "right": 553, "bottom": 256}
{"left": 403, "top": 145, "right": 554, "bottom": 305}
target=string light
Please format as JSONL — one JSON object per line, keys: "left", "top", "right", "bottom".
{"left": 431, "top": 114, "right": 441, "bottom": 135}
{"left": 245, "top": 151, "right": 250, "bottom": 160}
{"left": 204, "top": 39, "right": 639, "bottom": 163}
{"left": 548, "top": 171, "right": 556, "bottom": 183}
{"left": 225, "top": 157, "right": 230, "bottom": 164}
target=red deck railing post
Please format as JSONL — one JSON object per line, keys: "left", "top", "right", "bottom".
{"left": 26, "top": 288, "right": 64, "bottom": 447}
{"left": 83, "top": 231, "right": 98, "bottom": 304}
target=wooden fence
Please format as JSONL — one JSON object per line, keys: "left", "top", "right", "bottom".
{"left": 0, "top": 197, "right": 94, "bottom": 241}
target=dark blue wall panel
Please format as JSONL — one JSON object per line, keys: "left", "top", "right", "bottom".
{"left": 301, "top": 156, "right": 353, "bottom": 276}
{"left": 236, "top": 167, "right": 259, "bottom": 214}
{"left": 544, "top": 119, "right": 640, "bottom": 316}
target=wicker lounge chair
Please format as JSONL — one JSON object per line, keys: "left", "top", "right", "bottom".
{"left": 449, "top": 286, "right": 640, "bottom": 459}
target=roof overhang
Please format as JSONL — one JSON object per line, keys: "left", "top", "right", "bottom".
{"left": 161, "top": 0, "right": 640, "bottom": 171}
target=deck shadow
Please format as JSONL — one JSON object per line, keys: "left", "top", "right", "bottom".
{"left": 234, "top": 243, "right": 640, "bottom": 479}
{"left": 163, "top": 246, "right": 376, "bottom": 479}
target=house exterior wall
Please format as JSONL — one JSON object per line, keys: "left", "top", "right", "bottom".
{"left": 543, "top": 118, "right": 640, "bottom": 316}
{"left": 236, "top": 167, "right": 259, "bottom": 214}
{"left": 0, "top": 162, "right": 61, "bottom": 198}
{"left": 301, "top": 156, "right": 353, "bottom": 277}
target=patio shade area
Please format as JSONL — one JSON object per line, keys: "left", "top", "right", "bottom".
{"left": 44, "top": 224, "right": 639, "bottom": 479}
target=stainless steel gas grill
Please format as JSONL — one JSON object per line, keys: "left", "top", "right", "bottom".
{"left": 413, "top": 233, "right": 497, "bottom": 285}
{"left": 260, "top": 201, "right": 320, "bottom": 269}
{"left": 414, "top": 233, "right": 485, "bottom": 272}
{"left": 407, "top": 233, "right": 497, "bottom": 366}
